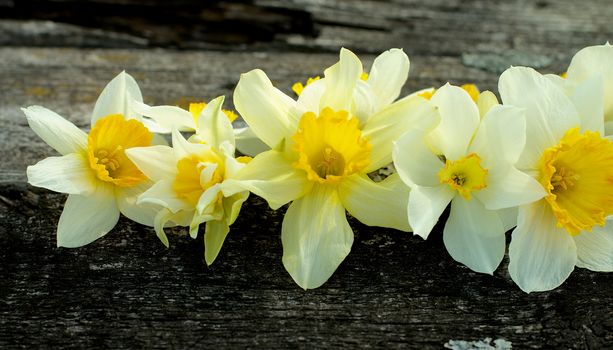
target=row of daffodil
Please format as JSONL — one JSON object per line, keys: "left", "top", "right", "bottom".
{"left": 24, "top": 44, "right": 613, "bottom": 292}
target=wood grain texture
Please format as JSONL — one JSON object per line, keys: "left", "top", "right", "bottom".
{"left": 1, "top": 0, "right": 613, "bottom": 348}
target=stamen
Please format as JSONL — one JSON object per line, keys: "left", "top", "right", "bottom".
{"left": 451, "top": 173, "right": 466, "bottom": 186}
{"left": 551, "top": 166, "right": 580, "bottom": 191}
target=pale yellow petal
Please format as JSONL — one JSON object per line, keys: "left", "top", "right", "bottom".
{"left": 282, "top": 185, "right": 353, "bottom": 289}
{"left": 204, "top": 220, "right": 230, "bottom": 265}
{"left": 222, "top": 150, "right": 311, "bottom": 210}
{"left": 338, "top": 173, "right": 410, "bottom": 231}
{"left": 233, "top": 69, "right": 298, "bottom": 148}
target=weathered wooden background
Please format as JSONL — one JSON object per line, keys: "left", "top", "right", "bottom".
{"left": 1, "top": 1, "right": 612, "bottom": 349}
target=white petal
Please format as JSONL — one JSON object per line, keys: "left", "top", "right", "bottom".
{"left": 392, "top": 124, "right": 443, "bottom": 188}
{"left": 297, "top": 78, "right": 326, "bottom": 113}
{"left": 233, "top": 69, "right": 298, "bottom": 148}
{"left": 222, "top": 150, "right": 311, "bottom": 210}
{"left": 132, "top": 101, "right": 196, "bottom": 133}
{"left": 574, "top": 221, "right": 613, "bottom": 271}
{"left": 137, "top": 179, "right": 190, "bottom": 213}
{"left": 351, "top": 80, "right": 377, "bottom": 125}
{"left": 469, "top": 104, "right": 526, "bottom": 168}
{"left": 508, "top": 202, "right": 577, "bottom": 293}
{"left": 22, "top": 106, "right": 87, "bottom": 155}
{"left": 567, "top": 44, "right": 613, "bottom": 123}
{"left": 320, "top": 48, "right": 363, "bottom": 112}
{"left": 234, "top": 126, "right": 270, "bottom": 157}
{"left": 428, "top": 84, "right": 480, "bottom": 160}
{"left": 408, "top": 185, "right": 455, "bottom": 239}
{"left": 282, "top": 185, "right": 353, "bottom": 289}
{"left": 499, "top": 66, "right": 580, "bottom": 169}
{"left": 125, "top": 145, "right": 177, "bottom": 182}
{"left": 443, "top": 198, "right": 505, "bottom": 274}
{"left": 498, "top": 207, "right": 518, "bottom": 232}
{"left": 116, "top": 182, "right": 158, "bottom": 227}
{"left": 204, "top": 220, "right": 230, "bottom": 266}
{"left": 570, "top": 76, "right": 605, "bottom": 134}
{"left": 545, "top": 73, "right": 567, "bottom": 90}
{"left": 474, "top": 166, "right": 545, "bottom": 210}
{"left": 91, "top": 71, "right": 143, "bottom": 124}
{"left": 56, "top": 184, "right": 120, "bottom": 247}
{"left": 197, "top": 96, "right": 235, "bottom": 149}
{"left": 338, "top": 173, "right": 411, "bottom": 232}
{"left": 27, "top": 153, "right": 96, "bottom": 195}
{"left": 367, "top": 48, "right": 410, "bottom": 110}
{"left": 363, "top": 93, "right": 439, "bottom": 172}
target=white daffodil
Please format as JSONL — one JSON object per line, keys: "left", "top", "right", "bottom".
{"left": 132, "top": 96, "right": 269, "bottom": 156}
{"left": 499, "top": 66, "right": 613, "bottom": 293}
{"left": 545, "top": 43, "right": 612, "bottom": 136}
{"left": 223, "top": 48, "right": 437, "bottom": 289}
{"left": 126, "top": 96, "right": 250, "bottom": 265}
{"left": 554, "top": 43, "right": 613, "bottom": 135}
{"left": 393, "top": 84, "right": 545, "bottom": 274}
{"left": 25, "top": 71, "right": 159, "bottom": 247}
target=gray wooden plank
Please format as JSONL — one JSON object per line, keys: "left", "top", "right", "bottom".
{"left": 2, "top": 0, "right": 613, "bottom": 56}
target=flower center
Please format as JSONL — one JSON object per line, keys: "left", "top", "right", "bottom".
{"left": 87, "top": 114, "right": 153, "bottom": 187}
{"left": 189, "top": 102, "right": 238, "bottom": 127}
{"left": 538, "top": 127, "right": 613, "bottom": 235}
{"left": 172, "top": 153, "right": 224, "bottom": 207}
{"left": 438, "top": 153, "right": 488, "bottom": 200}
{"left": 293, "top": 108, "right": 371, "bottom": 185}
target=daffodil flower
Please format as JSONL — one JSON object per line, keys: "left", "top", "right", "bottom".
{"left": 131, "top": 97, "right": 269, "bottom": 156}
{"left": 393, "top": 84, "right": 545, "bottom": 274}
{"left": 25, "top": 72, "right": 159, "bottom": 247}
{"left": 499, "top": 66, "right": 613, "bottom": 292}
{"left": 224, "top": 48, "right": 437, "bottom": 289}
{"left": 548, "top": 43, "right": 613, "bottom": 135}
{"left": 125, "top": 96, "right": 250, "bottom": 265}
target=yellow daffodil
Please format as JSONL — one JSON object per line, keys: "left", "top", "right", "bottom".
{"left": 25, "top": 72, "right": 159, "bottom": 247}
{"left": 224, "top": 48, "right": 437, "bottom": 289}
{"left": 126, "top": 96, "right": 250, "bottom": 265}
{"left": 499, "top": 66, "right": 613, "bottom": 292}
{"left": 393, "top": 84, "right": 545, "bottom": 274}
